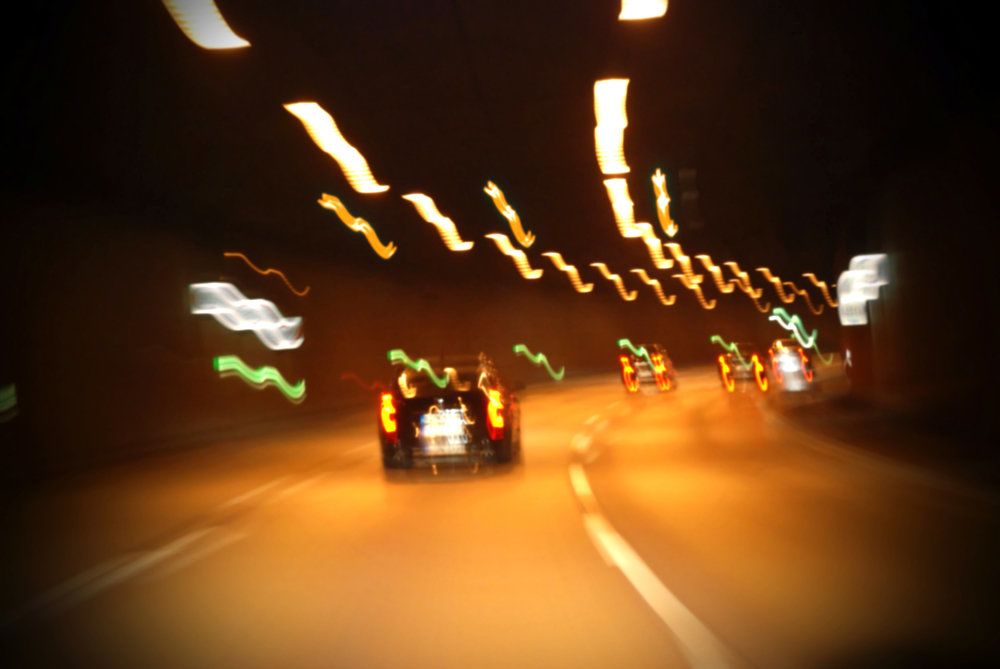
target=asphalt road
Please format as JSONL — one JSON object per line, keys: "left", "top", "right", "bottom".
{"left": 3, "top": 370, "right": 998, "bottom": 668}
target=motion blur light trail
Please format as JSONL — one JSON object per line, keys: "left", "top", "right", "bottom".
{"left": 603, "top": 178, "right": 642, "bottom": 238}
{"left": 782, "top": 281, "right": 824, "bottom": 315}
{"left": 160, "top": 0, "right": 250, "bottom": 49}
{"left": 484, "top": 233, "right": 543, "bottom": 279}
{"left": 637, "top": 223, "right": 674, "bottom": 270}
{"left": 223, "top": 251, "right": 310, "bottom": 297}
{"left": 339, "top": 372, "right": 385, "bottom": 393}
{"left": 189, "top": 282, "right": 303, "bottom": 351}
{"left": 213, "top": 355, "right": 305, "bottom": 403}
{"left": 630, "top": 268, "right": 677, "bottom": 305}
{"left": 651, "top": 169, "right": 678, "bottom": 237}
{"left": 284, "top": 102, "right": 389, "bottom": 194}
{"left": 541, "top": 252, "right": 594, "bottom": 293}
{"left": 512, "top": 344, "right": 566, "bottom": 381}
{"left": 770, "top": 308, "right": 835, "bottom": 364}
{"left": 590, "top": 262, "right": 638, "bottom": 301}
{"left": 619, "top": 0, "right": 669, "bottom": 21}
{"left": 695, "top": 255, "right": 736, "bottom": 294}
{"left": 594, "top": 79, "right": 631, "bottom": 176}
{"left": 802, "top": 273, "right": 839, "bottom": 308}
{"left": 0, "top": 383, "right": 16, "bottom": 422}
{"left": 402, "top": 193, "right": 475, "bottom": 252}
{"left": 672, "top": 273, "right": 717, "bottom": 309}
{"left": 387, "top": 349, "right": 451, "bottom": 389}
{"left": 837, "top": 254, "right": 889, "bottom": 326}
{"left": 709, "top": 334, "right": 748, "bottom": 367}
{"left": 757, "top": 268, "right": 798, "bottom": 304}
{"left": 617, "top": 338, "right": 654, "bottom": 367}
{"left": 483, "top": 181, "right": 535, "bottom": 248}
{"left": 317, "top": 194, "right": 397, "bottom": 259}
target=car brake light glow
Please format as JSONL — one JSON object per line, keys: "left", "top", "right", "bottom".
{"left": 752, "top": 354, "right": 769, "bottom": 392}
{"left": 619, "top": 355, "right": 640, "bottom": 393}
{"left": 486, "top": 389, "right": 505, "bottom": 440}
{"left": 799, "top": 349, "right": 814, "bottom": 382}
{"left": 380, "top": 392, "right": 397, "bottom": 441}
{"left": 651, "top": 353, "right": 671, "bottom": 391}
{"left": 718, "top": 354, "right": 735, "bottom": 393}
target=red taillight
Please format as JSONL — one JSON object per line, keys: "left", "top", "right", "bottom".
{"left": 752, "top": 354, "right": 769, "bottom": 392}
{"left": 486, "top": 389, "right": 505, "bottom": 440}
{"left": 799, "top": 349, "right": 814, "bottom": 382}
{"left": 380, "top": 392, "right": 397, "bottom": 441}
{"left": 619, "top": 355, "right": 639, "bottom": 393}
{"left": 718, "top": 354, "right": 735, "bottom": 393}
{"left": 651, "top": 353, "right": 671, "bottom": 391}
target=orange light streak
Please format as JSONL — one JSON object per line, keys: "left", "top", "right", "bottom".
{"left": 317, "top": 194, "right": 396, "bottom": 259}
{"left": 695, "top": 254, "right": 735, "bottom": 294}
{"left": 718, "top": 354, "right": 735, "bottom": 393}
{"left": 619, "top": 0, "right": 669, "bottom": 21}
{"left": 802, "top": 272, "right": 839, "bottom": 307}
{"left": 161, "top": 0, "right": 250, "bottom": 49}
{"left": 620, "top": 355, "right": 640, "bottom": 393}
{"left": 603, "top": 178, "right": 643, "bottom": 238}
{"left": 594, "top": 79, "right": 630, "bottom": 176}
{"left": 636, "top": 223, "right": 674, "bottom": 269}
{"left": 651, "top": 168, "right": 678, "bottom": 237}
{"left": 542, "top": 252, "right": 594, "bottom": 293}
{"left": 782, "top": 281, "right": 824, "bottom": 315}
{"left": 483, "top": 181, "right": 535, "bottom": 247}
{"left": 630, "top": 269, "right": 676, "bottom": 305}
{"left": 672, "top": 274, "right": 717, "bottom": 309}
{"left": 485, "top": 233, "right": 543, "bottom": 279}
{"left": 756, "top": 268, "right": 796, "bottom": 304}
{"left": 223, "top": 251, "right": 310, "bottom": 297}
{"left": 402, "top": 193, "right": 474, "bottom": 252}
{"left": 752, "top": 354, "right": 769, "bottom": 392}
{"left": 591, "top": 262, "right": 638, "bottom": 301}
{"left": 284, "top": 102, "right": 389, "bottom": 194}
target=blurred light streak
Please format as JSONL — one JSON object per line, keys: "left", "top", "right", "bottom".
{"left": 398, "top": 371, "right": 417, "bottom": 398}
{"left": 637, "top": 223, "right": 674, "bottom": 269}
{"left": 594, "top": 79, "right": 631, "bottom": 175}
{"left": 651, "top": 169, "right": 678, "bottom": 237}
{"left": 513, "top": 344, "right": 565, "bottom": 381}
{"left": 837, "top": 254, "right": 889, "bottom": 326}
{"left": 380, "top": 392, "right": 398, "bottom": 435}
{"left": 484, "top": 181, "right": 535, "bottom": 247}
{"left": 283, "top": 102, "right": 389, "bottom": 194}
{"left": 213, "top": 355, "right": 305, "bottom": 403}
{"left": 751, "top": 354, "right": 769, "bottom": 392}
{"left": 630, "top": 269, "right": 677, "bottom": 305}
{"left": 189, "top": 282, "right": 303, "bottom": 350}
{"left": 619, "top": 0, "right": 668, "bottom": 21}
{"left": 664, "top": 243, "right": 701, "bottom": 283}
{"left": 161, "top": 0, "right": 250, "bottom": 49}
{"left": 485, "top": 233, "right": 543, "bottom": 279}
{"left": 402, "top": 193, "right": 475, "bottom": 251}
{"left": 0, "top": 383, "right": 17, "bottom": 422}
{"left": 617, "top": 338, "right": 654, "bottom": 367}
{"left": 802, "top": 273, "right": 838, "bottom": 307}
{"left": 717, "top": 355, "right": 735, "bottom": 392}
{"left": 339, "top": 371, "right": 385, "bottom": 393}
{"left": 591, "top": 262, "right": 638, "bottom": 301}
{"left": 387, "top": 349, "right": 451, "bottom": 389}
{"left": 603, "top": 178, "right": 643, "bottom": 237}
{"left": 619, "top": 355, "right": 640, "bottom": 393}
{"left": 695, "top": 255, "right": 735, "bottom": 294}
{"left": 672, "top": 274, "right": 716, "bottom": 309}
{"left": 709, "top": 335, "right": 747, "bottom": 367}
{"left": 651, "top": 353, "right": 672, "bottom": 391}
{"left": 486, "top": 389, "right": 505, "bottom": 439}
{"left": 542, "top": 252, "right": 594, "bottom": 293}
{"left": 782, "top": 281, "right": 824, "bottom": 315}
{"left": 223, "top": 251, "right": 310, "bottom": 297}
{"left": 723, "top": 261, "right": 763, "bottom": 297}
{"left": 769, "top": 308, "right": 834, "bottom": 364}
{"left": 317, "top": 194, "right": 397, "bottom": 259}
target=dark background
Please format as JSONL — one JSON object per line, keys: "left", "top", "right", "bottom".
{"left": 2, "top": 0, "right": 996, "bottom": 473}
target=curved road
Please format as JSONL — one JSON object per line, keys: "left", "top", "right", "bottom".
{"left": 4, "top": 370, "right": 998, "bottom": 667}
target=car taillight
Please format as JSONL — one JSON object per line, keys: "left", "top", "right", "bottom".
{"left": 752, "top": 354, "right": 768, "bottom": 392}
{"left": 718, "top": 354, "right": 735, "bottom": 393}
{"left": 799, "top": 349, "right": 814, "bottom": 382}
{"left": 486, "top": 389, "right": 505, "bottom": 440}
{"left": 380, "top": 392, "right": 398, "bottom": 442}
{"left": 619, "top": 355, "right": 639, "bottom": 393}
{"left": 651, "top": 353, "right": 671, "bottom": 391}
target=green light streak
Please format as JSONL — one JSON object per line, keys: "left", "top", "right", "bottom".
{"left": 386, "top": 349, "right": 451, "bottom": 388}
{"left": 213, "top": 355, "right": 306, "bottom": 403}
{"left": 0, "top": 383, "right": 15, "bottom": 413}
{"left": 768, "top": 308, "right": 834, "bottom": 364}
{"left": 512, "top": 344, "right": 565, "bottom": 381}
{"left": 617, "top": 338, "right": 654, "bottom": 368}
{"left": 708, "top": 335, "right": 748, "bottom": 367}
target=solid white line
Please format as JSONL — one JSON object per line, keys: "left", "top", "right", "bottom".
{"left": 150, "top": 530, "right": 248, "bottom": 579}
{"left": 218, "top": 477, "right": 289, "bottom": 510}
{"left": 571, "top": 433, "right": 592, "bottom": 455}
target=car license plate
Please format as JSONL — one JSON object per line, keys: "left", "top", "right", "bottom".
{"left": 420, "top": 409, "right": 468, "bottom": 455}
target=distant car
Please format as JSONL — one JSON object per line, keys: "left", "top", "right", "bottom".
{"left": 618, "top": 343, "right": 676, "bottom": 394}
{"left": 716, "top": 342, "right": 768, "bottom": 392}
{"left": 378, "top": 353, "right": 521, "bottom": 469}
{"left": 767, "top": 338, "right": 814, "bottom": 392}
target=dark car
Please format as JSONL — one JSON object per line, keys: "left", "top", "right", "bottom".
{"left": 716, "top": 342, "right": 768, "bottom": 392}
{"left": 378, "top": 353, "right": 521, "bottom": 469}
{"left": 618, "top": 343, "right": 676, "bottom": 394}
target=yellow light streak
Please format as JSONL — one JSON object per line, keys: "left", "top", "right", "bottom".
{"left": 695, "top": 255, "right": 735, "bottom": 294}
{"left": 402, "top": 193, "right": 474, "bottom": 252}
{"left": 603, "top": 178, "right": 643, "bottom": 238}
{"left": 542, "top": 252, "right": 594, "bottom": 293}
{"left": 284, "top": 102, "right": 389, "bottom": 194}
{"left": 782, "top": 281, "right": 825, "bottom": 315}
{"left": 630, "top": 269, "right": 676, "bottom": 305}
{"left": 672, "top": 274, "right": 717, "bottom": 309}
{"left": 724, "top": 261, "right": 764, "bottom": 298}
{"left": 590, "top": 262, "right": 638, "bottom": 301}
{"left": 636, "top": 223, "right": 674, "bottom": 270}
{"left": 485, "top": 233, "right": 543, "bottom": 279}
{"left": 483, "top": 181, "right": 535, "bottom": 248}
{"left": 802, "top": 272, "right": 839, "bottom": 307}
{"left": 594, "top": 79, "right": 631, "bottom": 176}
{"left": 665, "top": 242, "right": 702, "bottom": 284}
{"left": 161, "top": 0, "right": 250, "bottom": 49}
{"left": 756, "top": 268, "right": 796, "bottom": 304}
{"left": 317, "top": 194, "right": 396, "bottom": 259}
{"left": 619, "top": 0, "right": 668, "bottom": 21}
{"left": 651, "top": 168, "right": 678, "bottom": 237}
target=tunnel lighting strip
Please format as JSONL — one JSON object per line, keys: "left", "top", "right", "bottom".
{"left": 590, "top": 262, "right": 638, "bottom": 301}
{"left": 616, "top": 338, "right": 654, "bottom": 368}
{"left": 629, "top": 269, "right": 676, "bottom": 305}
{"left": 317, "top": 194, "right": 397, "bottom": 259}
{"left": 214, "top": 356, "right": 305, "bottom": 403}
{"left": 768, "top": 308, "right": 834, "bottom": 364}
{"left": 603, "top": 178, "right": 643, "bottom": 238}
{"left": 637, "top": 223, "right": 674, "bottom": 270}
{"left": 802, "top": 273, "right": 838, "bottom": 307}
{"left": 594, "top": 79, "right": 631, "bottom": 176}
{"left": 484, "top": 181, "right": 535, "bottom": 247}
{"left": 402, "top": 193, "right": 475, "bottom": 252}
{"left": 189, "top": 282, "right": 303, "bottom": 350}
{"left": 651, "top": 169, "right": 678, "bottom": 238}
{"left": 782, "top": 281, "right": 824, "bottom": 315}
{"left": 284, "top": 102, "right": 389, "bottom": 194}
{"left": 223, "top": 251, "right": 310, "bottom": 297}
{"left": 160, "top": 0, "right": 250, "bottom": 49}
{"left": 619, "top": 0, "right": 668, "bottom": 21}
{"left": 485, "top": 233, "right": 543, "bottom": 279}
{"left": 541, "top": 252, "right": 594, "bottom": 293}
{"left": 513, "top": 344, "right": 566, "bottom": 381}
{"left": 386, "top": 349, "right": 452, "bottom": 389}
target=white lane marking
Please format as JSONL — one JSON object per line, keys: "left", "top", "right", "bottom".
{"left": 585, "top": 414, "right": 601, "bottom": 426}
{"left": 218, "top": 476, "right": 289, "bottom": 510}
{"left": 568, "top": 462, "right": 596, "bottom": 509}
{"left": 150, "top": 530, "right": 248, "bottom": 580}
{"left": 273, "top": 472, "right": 327, "bottom": 501}
{"left": 571, "top": 433, "right": 592, "bottom": 455}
